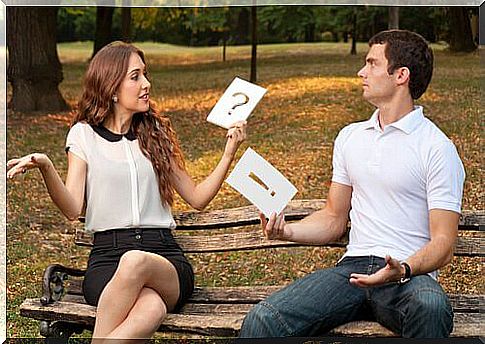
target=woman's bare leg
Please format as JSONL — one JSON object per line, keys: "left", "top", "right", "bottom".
{"left": 91, "top": 287, "right": 167, "bottom": 344}
{"left": 91, "top": 250, "right": 180, "bottom": 342}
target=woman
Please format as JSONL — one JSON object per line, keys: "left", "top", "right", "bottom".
{"left": 7, "top": 41, "right": 247, "bottom": 342}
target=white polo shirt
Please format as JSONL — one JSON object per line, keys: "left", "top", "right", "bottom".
{"left": 66, "top": 122, "right": 177, "bottom": 233}
{"left": 332, "top": 106, "right": 465, "bottom": 276}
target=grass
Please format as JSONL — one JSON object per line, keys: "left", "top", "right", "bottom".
{"left": 7, "top": 41, "right": 482, "bottom": 338}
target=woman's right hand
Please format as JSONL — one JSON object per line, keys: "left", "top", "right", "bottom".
{"left": 7, "top": 153, "right": 50, "bottom": 179}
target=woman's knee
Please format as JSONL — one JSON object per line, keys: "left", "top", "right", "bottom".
{"left": 115, "top": 250, "right": 150, "bottom": 282}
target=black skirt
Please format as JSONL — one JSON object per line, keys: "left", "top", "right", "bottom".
{"left": 82, "top": 228, "right": 194, "bottom": 312}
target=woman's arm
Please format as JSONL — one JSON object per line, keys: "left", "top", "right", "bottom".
{"left": 170, "top": 121, "right": 247, "bottom": 210}
{"left": 7, "top": 152, "right": 87, "bottom": 220}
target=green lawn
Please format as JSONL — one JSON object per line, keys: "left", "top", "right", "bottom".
{"left": 7, "top": 41, "right": 482, "bottom": 338}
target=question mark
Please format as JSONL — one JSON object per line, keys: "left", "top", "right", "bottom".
{"left": 228, "top": 92, "right": 249, "bottom": 115}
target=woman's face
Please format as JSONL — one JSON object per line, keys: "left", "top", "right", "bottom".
{"left": 115, "top": 52, "right": 151, "bottom": 116}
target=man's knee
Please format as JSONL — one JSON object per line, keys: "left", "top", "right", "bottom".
{"left": 239, "top": 301, "right": 291, "bottom": 337}
{"left": 410, "top": 289, "right": 452, "bottom": 317}
{"left": 404, "top": 289, "right": 453, "bottom": 337}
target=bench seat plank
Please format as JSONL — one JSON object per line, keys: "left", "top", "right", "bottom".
{"left": 19, "top": 298, "right": 485, "bottom": 337}
{"left": 64, "top": 280, "right": 484, "bottom": 313}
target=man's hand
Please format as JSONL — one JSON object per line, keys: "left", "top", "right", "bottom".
{"left": 260, "top": 212, "right": 287, "bottom": 240}
{"left": 349, "top": 255, "right": 404, "bottom": 287}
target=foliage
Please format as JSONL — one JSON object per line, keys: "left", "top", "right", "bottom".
{"left": 56, "top": 6, "right": 476, "bottom": 47}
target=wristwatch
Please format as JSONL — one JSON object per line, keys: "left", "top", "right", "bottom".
{"left": 399, "top": 262, "right": 412, "bottom": 285}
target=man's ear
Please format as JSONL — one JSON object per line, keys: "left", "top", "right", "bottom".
{"left": 394, "top": 67, "right": 411, "bottom": 86}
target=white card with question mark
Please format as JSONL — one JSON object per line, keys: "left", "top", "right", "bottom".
{"left": 226, "top": 147, "right": 298, "bottom": 219}
{"left": 207, "top": 77, "right": 267, "bottom": 129}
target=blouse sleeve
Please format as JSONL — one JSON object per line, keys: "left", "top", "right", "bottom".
{"left": 65, "top": 123, "right": 88, "bottom": 162}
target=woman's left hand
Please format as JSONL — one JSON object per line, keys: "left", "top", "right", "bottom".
{"left": 223, "top": 120, "right": 247, "bottom": 160}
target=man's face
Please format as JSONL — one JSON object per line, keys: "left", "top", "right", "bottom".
{"left": 357, "top": 43, "right": 396, "bottom": 106}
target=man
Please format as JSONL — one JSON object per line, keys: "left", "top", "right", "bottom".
{"left": 239, "top": 30, "right": 465, "bottom": 338}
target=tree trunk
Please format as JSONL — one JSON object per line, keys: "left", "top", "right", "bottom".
{"left": 448, "top": 7, "right": 476, "bottom": 52}
{"left": 7, "top": 7, "right": 68, "bottom": 112}
{"left": 236, "top": 8, "right": 250, "bottom": 44}
{"left": 92, "top": 7, "right": 115, "bottom": 58}
{"left": 305, "top": 23, "right": 315, "bottom": 42}
{"left": 250, "top": 6, "right": 257, "bottom": 83}
{"left": 350, "top": 9, "right": 357, "bottom": 55}
{"left": 343, "top": 31, "right": 348, "bottom": 43}
{"left": 222, "top": 36, "right": 227, "bottom": 62}
{"left": 121, "top": 5, "right": 132, "bottom": 42}
{"left": 388, "top": 7, "right": 399, "bottom": 29}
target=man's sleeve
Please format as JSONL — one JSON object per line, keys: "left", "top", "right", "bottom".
{"left": 427, "top": 140, "right": 465, "bottom": 213}
{"left": 331, "top": 127, "right": 351, "bottom": 186}
{"left": 65, "top": 123, "right": 88, "bottom": 163}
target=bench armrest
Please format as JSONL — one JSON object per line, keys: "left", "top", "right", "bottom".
{"left": 41, "top": 264, "right": 86, "bottom": 306}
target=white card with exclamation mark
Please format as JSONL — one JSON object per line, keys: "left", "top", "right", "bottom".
{"left": 226, "top": 147, "right": 298, "bottom": 218}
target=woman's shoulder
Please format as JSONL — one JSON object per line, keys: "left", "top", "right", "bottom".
{"left": 68, "top": 121, "right": 95, "bottom": 136}
{"left": 70, "top": 121, "right": 91, "bottom": 131}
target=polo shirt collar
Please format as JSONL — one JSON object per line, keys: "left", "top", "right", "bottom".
{"left": 363, "top": 109, "right": 381, "bottom": 131}
{"left": 91, "top": 124, "right": 137, "bottom": 142}
{"left": 364, "top": 106, "right": 425, "bottom": 135}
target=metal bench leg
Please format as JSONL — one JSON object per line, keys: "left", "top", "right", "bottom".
{"left": 40, "top": 320, "right": 84, "bottom": 342}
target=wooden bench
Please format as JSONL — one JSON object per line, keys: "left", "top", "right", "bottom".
{"left": 20, "top": 199, "right": 484, "bottom": 339}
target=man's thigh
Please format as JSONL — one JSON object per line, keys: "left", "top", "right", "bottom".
{"left": 371, "top": 275, "right": 453, "bottom": 337}
{"left": 256, "top": 263, "right": 368, "bottom": 336}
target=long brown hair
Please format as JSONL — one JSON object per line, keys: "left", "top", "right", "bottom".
{"left": 73, "top": 41, "right": 185, "bottom": 206}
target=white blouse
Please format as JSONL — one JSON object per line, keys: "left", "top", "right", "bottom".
{"left": 65, "top": 122, "right": 176, "bottom": 233}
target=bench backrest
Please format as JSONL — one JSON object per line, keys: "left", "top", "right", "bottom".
{"left": 75, "top": 199, "right": 484, "bottom": 257}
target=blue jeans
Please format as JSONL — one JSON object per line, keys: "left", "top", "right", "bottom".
{"left": 239, "top": 256, "right": 453, "bottom": 338}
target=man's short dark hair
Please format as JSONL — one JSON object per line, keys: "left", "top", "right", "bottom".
{"left": 369, "top": 30, "right": 434, "bottom": 100}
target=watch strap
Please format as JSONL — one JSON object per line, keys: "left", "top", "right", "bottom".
{"left": 399, "top": 261, "right": 412, "bottom": 285}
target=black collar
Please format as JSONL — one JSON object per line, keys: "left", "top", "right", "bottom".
{"left": 91, "top": 124, "right": 137, "bottom": 142}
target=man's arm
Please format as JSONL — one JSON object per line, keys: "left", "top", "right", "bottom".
{"left": 262, "top": 182, "right": 352, "bottom": 245}
{"left": 350, "top": 209, "right": 459, "bottom": 287}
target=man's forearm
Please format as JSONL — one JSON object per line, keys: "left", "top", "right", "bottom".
{"left": 406, "top": 236, "right": 455, "bottom": 277}
{"left": 406, "top": 209, "right": 459, "bottom": 276}
{"left": 285, "top": 208, "right": 348, "bottom": 245}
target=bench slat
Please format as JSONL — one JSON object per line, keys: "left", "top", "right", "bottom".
{"left": 19, "top": 299, "right": 244, "bottom": 336}
{"left": 75, "top": 201, "right": 484, "bottom": 247}
{"left": 75, "top": 228, "right": 484, "bottom": 256}
{"left": 176, "top": 231, "right": 483, "bottom": 256}
{"left": 171, "top": 201, "right": 484, "bottom": 229}
{"left": 65, "top": 280, "right": 483, "bottom": 313}
{"left": 62, "top": 295, "right": 254, "bottom": 315}
{"left": 19, "top": 298, "right": 484, "bottom": 337}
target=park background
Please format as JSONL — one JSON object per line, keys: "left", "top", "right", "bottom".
{"left": 6, "top": 5, "right": 483, "bottom": 339}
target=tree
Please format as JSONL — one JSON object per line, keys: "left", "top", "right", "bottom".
{"left": 350, "top": 8, "right": 357, "bottom": 55}
{"left": 388, "top": 7, "right": 399, "bottom": 29}
{"left": 7, "top": 7, "right": 68, "bottom": 112}
{"left": 250, "top": 6, "right": 257, "bottom": 82}
{"left": 121, "top": 5, "right": 132, "bottom": 42}
{"left": 447, "top": 7, "right": 476, "bottom": 52}
{"left": 92, "top": 7, "right": 115, "bottom": 58}
{"left": 258, "top": 6, "right": 315, "bottom": 43}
